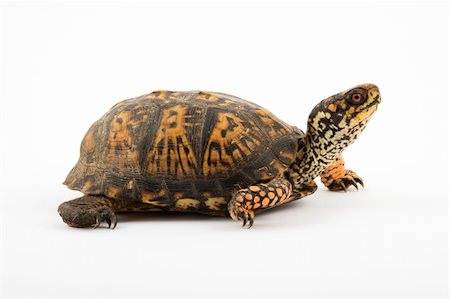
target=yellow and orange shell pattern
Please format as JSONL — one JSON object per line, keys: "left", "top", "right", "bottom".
{"left": 64, "top": 90, "right": 303, "bottom": 204}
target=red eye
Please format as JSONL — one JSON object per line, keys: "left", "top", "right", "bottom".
{"left": 351, "top": 93, "right": 362, "bottom": 102}
{"left": 346, "top": 89, "right": 367, "bottom": 105}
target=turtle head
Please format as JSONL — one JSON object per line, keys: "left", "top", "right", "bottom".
{"left": 307, "top": 83, "right": 381, "bottom": 152}
{"left": 287, "top": 84, "right": 381, "bottom": 188}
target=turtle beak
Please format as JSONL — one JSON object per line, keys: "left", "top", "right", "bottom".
{"left": 369, "top": 86, "right": 381, "bottom": 104}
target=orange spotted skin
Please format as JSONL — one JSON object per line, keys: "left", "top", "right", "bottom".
{"left": 228, "top": 178, "right": 294, "bottom": 227}
{"left": 228, "top": 178, "right": 318, "bottom": 227}
{"left": 64, "top": 90, "right": 301, "bottom": 216}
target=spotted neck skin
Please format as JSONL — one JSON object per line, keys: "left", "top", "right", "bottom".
{"left": 287, "top": 83, "right": 381, "bottom": 190}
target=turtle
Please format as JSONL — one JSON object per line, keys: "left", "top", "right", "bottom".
{"left": 58, "top": 83, "right": 381, "bottom": 229}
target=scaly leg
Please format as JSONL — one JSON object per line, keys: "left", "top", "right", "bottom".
{"left": 228, "top": 177, "right": 293, "bottom": 228}
{"left": 321, "top": 155, "right": 364, "bottom": 191}
{"left": 58, "top": 195, "right": 127, "bottom": 229}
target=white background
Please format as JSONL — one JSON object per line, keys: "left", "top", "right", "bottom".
{"left": 0, "top": 1, "right": 448, "bottom": 298}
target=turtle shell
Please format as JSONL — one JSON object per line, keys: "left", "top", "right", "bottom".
{"left": 64, "top": 90, "right": 304, "bottom": 211}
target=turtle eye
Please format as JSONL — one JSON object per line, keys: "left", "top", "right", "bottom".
{"left": 351, "top": 93, "right": 362, "bottom": 102}
{"left": 347, "top": 90, "right": 367, "bottom": 105}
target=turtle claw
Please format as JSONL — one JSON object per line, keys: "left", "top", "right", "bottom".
{"left": 93, "top": 217, "right": 101, "bottom": 229}
{"left": 229, "top": 204, "right": 255, "bottom": 229}
{"left": 339, "top": 181, "right": 347, "bottom": 192}
{"left": 111, "top": 214, "right": 117, "bottom": 229}
{"left": 106, "top": 218, "right": 111, "bottom": 228}
{"left": 241, "top": 212, "right": 254, "bottom": 228}
{"left": 354, "top": 177, "right": 364, "bottom": 188}
{"left": 348, "top": 178, "right": 359, "bottom": 190}
{"left": 241, "top": 211, "right": 254, "bottom": 229}
{"left": 95, "top": 209, "right": 117, "bottom": 229}
{"left": 327, "top": 170, "right": 364, "bottom": 192}
{"left": 247, "top": 216, "right": 254, "bottom": 229}
{"left": 105, "top": 215, "right": 117, "bottom": 229}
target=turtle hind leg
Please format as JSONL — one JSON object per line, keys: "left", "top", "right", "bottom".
{"left": 58, "top": 195, "right": 126, "bottom": 229}
{"left": 321, "top": 155, "right": 364, "bottom": 191}
{"left": 227, "top": 177, "right": 293, "bottom": 228}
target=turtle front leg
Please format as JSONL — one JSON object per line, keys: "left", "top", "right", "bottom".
{"left": 58, "top": 195, "right": 126, "bottom": 229}
{"left": 228, "top": 177, "right": 293, "bottom": 228}
{"left": 321, "top": 155, "right": 364, "bottom": 191}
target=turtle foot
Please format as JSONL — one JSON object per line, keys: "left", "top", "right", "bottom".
{"left": 326, "top": 170, "right": 364, "bottom": 191}
{"left": 58, "top": 196, "right": 118, "bottom": 229}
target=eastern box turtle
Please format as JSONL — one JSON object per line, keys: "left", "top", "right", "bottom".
{"left": 58, "top": 84, "right": 381, "bottom": 228}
